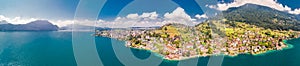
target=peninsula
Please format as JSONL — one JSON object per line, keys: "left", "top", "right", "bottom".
{"left": 95, "top": 4, "right": 300, "bottom": 60}
{"left": 96, "top": 20, "right": 300, "bottom": 60}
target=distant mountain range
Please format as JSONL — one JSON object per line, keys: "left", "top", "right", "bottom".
{"left": 0, "top": 20, "right": 9, "bottom": 24}
{"left": 0, "top": 20, "right": 59, "bottom": 31}
{"left": 60, "top": 24, "right": 113, "bottom": 31}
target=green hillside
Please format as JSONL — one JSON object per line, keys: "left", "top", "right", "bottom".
{"left": 223, "top": 4, "right": 300, "bottom": 31}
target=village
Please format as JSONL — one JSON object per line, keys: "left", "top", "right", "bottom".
{"left": 96, "top": 22, "right": 300, "bottom": 60}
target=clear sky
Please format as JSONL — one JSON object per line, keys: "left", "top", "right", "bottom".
{"left": 0, "top": 0, "right": 79, "bottom": 20}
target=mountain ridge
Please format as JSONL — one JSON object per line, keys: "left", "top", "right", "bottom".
{"left": 222, "top": 3, "right": 300, "bottom": 31}
{"left": 0, "top": 20, "right": 59, "bottom": 31}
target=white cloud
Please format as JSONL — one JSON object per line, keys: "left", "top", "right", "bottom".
{"left": 114, "top": 12, "right": 160, "bottom": 22}
{"left": 98, "top": 12, "right": 162, "bottom": 28}
{"left": 140, "top": 12, "right": 159, "bottom": 20}
{"left": 209, "top": 0, "right": 300, "bottom": 14}
{"left": 50, "top": 20, "right": 74, "bottom": 27}
{"left": 97, "top": 7, "right": 201, "bottom": 28}
{"left": 289, "top": 8, "right": 300, "bottom": 14}
{"left": 0, "top": 15, "right": 38, "bottom": 24}
{"left": 195, "top": 14, "right": 208, "bottom": 19}
{"left": 51, "top": 19, "right": 99, "bottom": 28}
{"left": 164, "top": 7, "right": 195, "bottom": 21}
{"left": 126, "top": 13, "right": 139, "bottom": 19}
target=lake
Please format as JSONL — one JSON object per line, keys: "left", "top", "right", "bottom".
{"left": 0, "top": 31, "right": 299, "bottom": 66}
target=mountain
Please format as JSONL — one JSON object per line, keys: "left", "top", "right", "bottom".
{"left": 0, "top": 20, "right": 59, "bottom": 31}
{"left": 222, "top": 4, "right": 300, "bottom": 31}
{"left": 59, "top": 24, "right": 96, "bottom": 30}
{"left": 0, "top": 20, "right": 9, "bottom": 24}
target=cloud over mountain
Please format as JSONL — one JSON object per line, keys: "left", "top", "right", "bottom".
{"left": 208, "top": 0, "right": 300, "bottom": 14}
{"left": 0, "top": 15, "right": 74, "bottom": 27}
{"left": 0, "top": 15, "right": 38, "bottom": 24}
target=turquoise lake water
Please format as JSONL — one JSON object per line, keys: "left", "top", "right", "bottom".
{"left": 0, "top": 31, "right": 300, "bottom": 66}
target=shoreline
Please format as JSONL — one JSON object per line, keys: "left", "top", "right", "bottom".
{"left": 124, "top": 39, "right": 295, "bottom": 61}
{"left": 96, "top": 22, "right": 300, "bottom": 61}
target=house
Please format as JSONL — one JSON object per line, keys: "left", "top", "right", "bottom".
{"left": 186, "top": 43, "right": 194, "bottom": 48}
{"left": 166, "top": 45, "right": 178, "bottom": 53}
